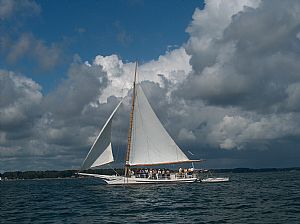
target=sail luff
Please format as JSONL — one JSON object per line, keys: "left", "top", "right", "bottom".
{"left": 80, "top": 100, "right": 122, "bottom": 171}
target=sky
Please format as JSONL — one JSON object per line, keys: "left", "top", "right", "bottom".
{"left": 1, "top": 0, "right": 300, "bottom": 172}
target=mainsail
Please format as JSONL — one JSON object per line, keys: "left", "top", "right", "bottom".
{"left": 129, "top": 84, "right": 192, "bottom": 166}
{"left": 80, "top": 101, "right": 122, "bottom": 170}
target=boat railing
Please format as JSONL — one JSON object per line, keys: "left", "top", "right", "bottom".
{"left": 175, "top": 173, "right": 196, "bottom": 179}
{"left": 132, "top": 172, "right": 197, "bottom": 180}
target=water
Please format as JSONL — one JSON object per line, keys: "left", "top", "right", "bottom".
{"left": 1, "top": 171, "right": 300, "bottom": 224}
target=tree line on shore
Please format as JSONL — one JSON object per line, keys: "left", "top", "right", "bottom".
{"left": 0, "top": 169, "right": 123, "bottom": 180}
{"left": 0, "top": 167, "right": 299, "bottom": 180}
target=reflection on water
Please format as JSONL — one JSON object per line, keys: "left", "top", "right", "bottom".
{"left": 1, "top": 171, "right": 300, "bottom": 223}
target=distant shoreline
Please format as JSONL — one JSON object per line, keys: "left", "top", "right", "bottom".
{"left": 1, "top": 167, "right": 299, "bottom": 180}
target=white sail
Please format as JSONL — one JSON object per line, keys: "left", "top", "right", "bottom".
{"left": 129, "top": 84, "right": 190, "bottom": 166}
{"left": 80, "top": 101, "right": 122, "bottom": 170}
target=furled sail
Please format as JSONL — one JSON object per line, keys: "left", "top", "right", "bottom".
{"left": 80, "top": 101, "right": 122, "bottom": 170}
{"left": 129, "top": 84, "right": 191, "bottom": 166}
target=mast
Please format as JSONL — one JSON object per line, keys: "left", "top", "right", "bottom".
{"left": 125, "top": 61, "right": 138, "bottom": 176}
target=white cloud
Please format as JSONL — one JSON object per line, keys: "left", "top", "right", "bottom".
{"left": 185, "top": 0, "right": 261, "bottom": 73}
{"left": 0, "top": 70, "right": 42, "bottom": 127}
{"left": 186, "top": 0, "right": 261, "bottom": 39}
{"left": 207, "top": 113, "right": 300, "bottom": 150}
{"left": 180, "top": 0, "right": 300, "bottom": 112}
{"left": 93, "top": 47, "right": 191, "bottom": 102}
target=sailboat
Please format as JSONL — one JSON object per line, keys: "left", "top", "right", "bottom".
{"left": 78, "top": 62, "right": 203, "bottom": 184}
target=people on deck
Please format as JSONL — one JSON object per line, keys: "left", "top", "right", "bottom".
{"left": 148, "top": 169, "right": 153, "bottom": 179}
{"left": 158, "top": 169, "right": 162, "bottom": 179}
{"left": 184, "top": 168, "right": 188, "bottom": 178}
{"left": 132, "top": 167, "right": 195, "bottom": 179}
{"left": 145, "top": 169, "right": 148, "bottom": 178}
{"left": 166, "top": 169, "right": 170, "bottom": 179}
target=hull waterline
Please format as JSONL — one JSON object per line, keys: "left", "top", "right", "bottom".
{"left": 78, "top": 173, "right": 198, "bottom": 185}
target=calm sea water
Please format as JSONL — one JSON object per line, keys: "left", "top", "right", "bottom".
{"left": 1, "top": 171, "right": 300, "bottom": 224}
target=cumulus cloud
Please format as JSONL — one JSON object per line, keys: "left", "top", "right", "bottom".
{"left": 0, "top": 62, "right": 104, "bottom": 160}
{"left": 0, "top": 70, "right": 42, "bottom": 130}
{"left": 182, "top": 0, "right": 300, "bottom": 111}
{"left": 207, "top": 114, "right": 300, "bottom": 150}
{"left": 165, "top": 0, "right": 300, "bottom": 153}
{"left": 44, "top": 57, "right": 109, "bottom": 116}
{"left": 0, "top": 70, "right": 43, "bottom": 162}
{"left": 93, "top": 47, "right": 191, "bottom": 102}
{"left": 185, "top": 0, "right": 260, "bottom": 73}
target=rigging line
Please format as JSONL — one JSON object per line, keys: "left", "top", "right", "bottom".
{"left": 113, "top": 104, "right": 123, "bottom": 164}
{"left": 108, "top": 163, "right": 120, "bottom": 176}
{"left": 114, "top": 131, "right": 120, "bottom": 164}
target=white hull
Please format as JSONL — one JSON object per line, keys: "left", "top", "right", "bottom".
{"left": 200, "top": 177, "right": 230, "bottom": 183}
{"left": 78, "top": 173, "right": 197, "bottom": 185}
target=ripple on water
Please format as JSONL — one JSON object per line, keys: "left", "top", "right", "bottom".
{"left": 1, "top": 171, "right": 300, "bottom": 223}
